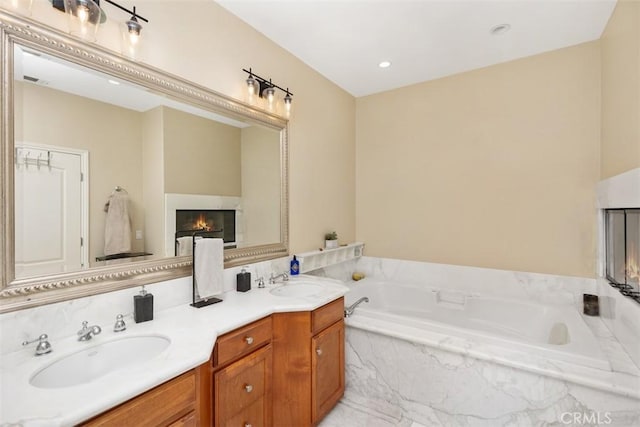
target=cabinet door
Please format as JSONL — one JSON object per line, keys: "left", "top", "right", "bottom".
{"left": 311, "top": 320, "right": 344, "bottom": 424}
{"left": 214, "top": 344, "right": 272, "bottom": 427}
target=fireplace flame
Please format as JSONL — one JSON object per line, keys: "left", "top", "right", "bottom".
{"left": 193, "top": 213, "right": 211, "bottom": 231}
{"left": 627, "top": 243, "right": 639, "bottom": 284}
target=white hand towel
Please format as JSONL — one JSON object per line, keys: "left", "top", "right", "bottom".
{"left": 194, "top": 238, "right": 224, "bottom": 299}
{"left": 176, "top": 236, "right": 201, "bottom": 256}
{"left": 104, "top": 192, "right": 132, "bottom": 256}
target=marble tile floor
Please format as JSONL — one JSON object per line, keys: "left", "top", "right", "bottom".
{"left": 319, "top": 398, "right": 426, "bottom": 427}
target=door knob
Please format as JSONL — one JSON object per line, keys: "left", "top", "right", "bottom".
{"left": 244, "top": 384, "right": 253, "bottom": 393}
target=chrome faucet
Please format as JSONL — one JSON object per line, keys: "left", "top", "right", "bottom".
{"left": 269, "top": 272, "right": 289, "bottom": 284}
{"left": 22, "top": 334, "right": 52, "bottom": 356}
{"left": 77, "top": 321, "right": 102, "bottom": 341}
{"left": 344, "top": 297, "right": 370, "bottom": 317}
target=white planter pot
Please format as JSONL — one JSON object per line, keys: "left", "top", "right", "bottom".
{"left": 325, "top": 239, "right": 338, "bottom": 249}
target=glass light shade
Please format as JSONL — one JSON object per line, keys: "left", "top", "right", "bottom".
{"left": 2, "top": 0, "right": 33, "bottom": 15}
{"left": 284, "top": 93, "right": 292, "bottom": 116}
{"left": 121, "top": 17, "right": 143, "bottom": 59}
{"left": 246, "top": 76, "right": 258, "bottom": 104}
{"left": 64, "top": 0, "right": 101, "bottom": 41}
{"left": 263, "top": 86, "right": 275, "bottom": 111}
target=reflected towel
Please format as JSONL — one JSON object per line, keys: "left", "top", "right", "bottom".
{"left": 194, "top": 238, "right": 224, "bottom": 299}
{"left": 176, "top": 236, "right": 202, "bottom": 256}
{"left": 104, "top": 192, "right": 132, "bottom": 256}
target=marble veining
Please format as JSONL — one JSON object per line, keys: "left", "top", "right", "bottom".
{"left": 310, "top": 256, "right": 640, "bottom": 425}
{"left": 343, "top": 328, "right": 640, "bottom": 427}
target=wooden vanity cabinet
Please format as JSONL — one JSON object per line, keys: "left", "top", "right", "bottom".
{"left": 212, "top": 316, "right": 273, "bottom": 427}
{"left": 82, "top": 368, "right": 203, "bottom": 427}
{"left": 272, "top": 298, "right": 345, "bottom": 426}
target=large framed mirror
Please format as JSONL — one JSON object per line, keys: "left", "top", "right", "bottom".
{"left": 0, "top": 11, "right": 289, "bottom": 312}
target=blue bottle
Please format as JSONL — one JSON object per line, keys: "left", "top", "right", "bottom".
{"left": 290, "top": 255, "right": 300, "bottom": 276}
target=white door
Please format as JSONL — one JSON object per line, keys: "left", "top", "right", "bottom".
{"left": 15, "top": 146, "right": 84, "bottom": 278}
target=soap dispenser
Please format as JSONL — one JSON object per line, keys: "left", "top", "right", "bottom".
{"left": 290, "top": 255, "right": 300, "bottom": 276}
{"left": 236, "top": 266, "right": 251, "bottom": 292}
{"left": 134, "top": 286, "right": 154, "bottom": 323}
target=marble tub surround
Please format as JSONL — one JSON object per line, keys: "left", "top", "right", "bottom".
{"left": 597, "top": 277, "right": 640, "bottom": 370}
{"left": 345, "top": 303, "right": 640, "bottom": 400}
{"left": 343, "top": 328, "right": 640, "bottom": 427}
{"left": 310, "top": 258, "right": 360, "bottom": 283}
{"left": 321, "top": 256, "right": 640, "bottom": 424}
{"left": 352, "top": 256, "right": 596, "bottom": 307}
{"left": 0, "top": 274, "right": 348, "bottom": 425}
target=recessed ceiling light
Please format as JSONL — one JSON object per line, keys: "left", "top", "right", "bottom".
{"left": 378, "top": 61, "right": 392, "bottom": 69}
{"left": 108, "top": 79, "right": 120, "bottom": 85}
{"left": 490, "top": 24, "right": 511, "bottom": 36}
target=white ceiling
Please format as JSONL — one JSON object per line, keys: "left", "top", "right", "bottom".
{"left": 15, "top": 46, "right": 248, "bottom": 128}
{"left": 216, "top": 0, "right": 617, "bottom": 97}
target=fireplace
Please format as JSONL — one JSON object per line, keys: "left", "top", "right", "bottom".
{"left": 176, "top": 209, "right": 236, "bottom": 246}
{"left": 605, "top": 209, "right": 640, "bottom": 302}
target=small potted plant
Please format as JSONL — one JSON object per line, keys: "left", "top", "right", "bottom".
{"left": 325, "top": 231, "right": 338, "bottom": 249}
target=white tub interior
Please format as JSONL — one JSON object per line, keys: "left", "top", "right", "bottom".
{"left": 346, "top": 279, "right": 610, "bottom": 371}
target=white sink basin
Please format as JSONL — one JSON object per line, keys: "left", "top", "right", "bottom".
{"left": 30, "top": 335, "right": 170, "bottom": 389}
{"left": 270, "top": 282, "right": 323, "bottom": 298}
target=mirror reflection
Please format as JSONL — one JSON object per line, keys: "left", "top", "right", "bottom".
{"left": 13, "top": 45, "right": 281, "bottom": 279}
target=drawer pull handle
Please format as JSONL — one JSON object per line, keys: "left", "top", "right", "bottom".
{"left": 244, "top": 384, "right": 253, "bottom": 393}
{"left": 245, "top": 336, "right": 254, "bottom": 345}
{"left": 244, "top": 424, "right": 252, "bottom": 427}
{"left": 316, "top": 347, "right": 323, "bottom": 356}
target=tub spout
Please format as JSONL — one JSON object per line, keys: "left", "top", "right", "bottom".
{"left": 345, "top": 297, "right": 370, "bottom": 317}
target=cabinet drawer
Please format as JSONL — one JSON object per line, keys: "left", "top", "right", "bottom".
{"left": 215, "top": 345, "right": 271, "bottom": 421}
{"left": 215, "top": 316, "right": 272, "bottom": 367}
{"left": 83, "top": 370, "right": 195, "bottom": 427}
{"left": 169, "top": 411, "right": 196, "bottom": 427}
{"left": 311, "top": 298, "right": 344, "bottom": 334}
{"left": 224, "top": 397, "right": 265, "bottom": 427}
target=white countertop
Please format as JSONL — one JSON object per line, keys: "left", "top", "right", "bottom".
{"left": 0, "top": 276, "right": 348, "bottom": 426}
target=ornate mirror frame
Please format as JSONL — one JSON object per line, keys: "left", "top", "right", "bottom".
{"left": 0, "top": 11, "right": 289, "bottom": 313}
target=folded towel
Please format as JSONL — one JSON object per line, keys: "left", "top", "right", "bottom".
{"left": 194, "top": 238, "right": 224, "bottom": 299}
{"left": 104, "top": 192, "right": 132, "bottom": 256}
{"left": 176, "top": 236, "right": 201, "bottom": 256}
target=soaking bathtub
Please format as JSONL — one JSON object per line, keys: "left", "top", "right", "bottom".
{"left": 345, "top": 278, "right": 610, "bottom": 371}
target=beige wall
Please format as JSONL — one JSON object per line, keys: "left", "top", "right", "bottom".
{"left": 23, "top": 0, "right": 356, "bottom": 255}
{"left": 241, "top": 126, "right": 281, "bottom": 247}
{"left": 601, "top": 0, "right": 640, "bottom": 179}
{"left": 356, "top": 42, "right": 601, "bottom": 278}
{"left": 163, "top": 107, "right": 242, "bottom": 196}
{"left": 15, "top": 82, "right": 145, "bottom": 264}
{"left": 141, "top": 107, "right": 165, "bottom": 259}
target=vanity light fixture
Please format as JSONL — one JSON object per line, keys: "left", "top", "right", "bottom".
{"left": 52, "top": 0, "right": 149, "bottom": 50}
{"left": 243, "top": 68, "right": 294, "bottom": 116}
{"left": 60, "top": 0, "right": 103, "bottom": 41}
{"left": 378, "top": 60, "right": 392, "bottom": 68}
